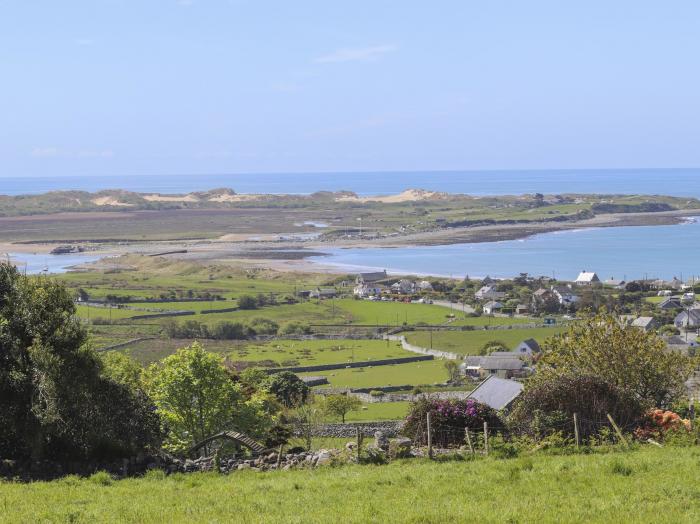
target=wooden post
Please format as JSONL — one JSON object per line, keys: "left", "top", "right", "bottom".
{"left": 356, "top": 427, "right": 364, "bottom": 462}
{"left": 465, "top": 427, "right": 474, "bottom": 455}
{"left": 573, "top": 413, "right": 580, "bottom": 450}
{"left": 607, "top": 413, "right": 629, "bottom": 447}
{"left": 690, "top": 398, "right": 695, "bottom": 431}
{"left": 276, "top": 444, "right": 283, "bottom": 469}
{"left": 427, "top": 412, "right": 433, "bottom": 459}
{"left": 483, "top": 422, "right": 489, "bottom": 456}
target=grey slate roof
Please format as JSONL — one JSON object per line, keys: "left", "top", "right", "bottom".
{"left": 468, "top": 376, "right": 524, "bottom": 410}
{"left": 464, "top": 356, "right": 525, "bottom": 371}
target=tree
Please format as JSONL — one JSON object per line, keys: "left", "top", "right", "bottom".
{"left": 101, "top": 352, "right": 144, "bottom": 391}
{"left": 322, "top": 394, "right": 362, "bottom": 423}
{"left": 443, "top": 360, "right": 460, "bottom": 383}
{"left": 145, "top": 342, "right": 243, "bottom": 453}
{"left": 248, "top": 317, "right": 279, "bottom": 335}
{"left": 0, "top": 263, "right": 160, "bottom": 462}
{"left": 237, "top": 294, "right": 258, "bottom": 310}
{"left": 538, "top": 313, "right": 694, "bottom": 408}
{"left": 264, "top": 371, "right": 310, "bottom": 408}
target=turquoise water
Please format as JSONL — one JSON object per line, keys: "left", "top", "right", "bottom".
{"left": 2, "top": 168, "right": 700, "bottom": 197}
{"left": 310, "top": 219, "right": 700, "bottom": 281}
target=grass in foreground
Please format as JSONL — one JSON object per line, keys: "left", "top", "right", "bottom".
{"left": 3, "top": 447, "right": 699, "bottom": 523}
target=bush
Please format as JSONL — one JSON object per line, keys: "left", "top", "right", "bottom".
{"left": 402, "top": 397, "right": 501, "bottom": 447}
{"left": 237, "top": 295, "right": 258, "bottom": 310}
{"left": 248, "top": 317, "right": 279, "bottom": 335}
{"left": 88, "top": 471, "right": 114, "bottom": 486}
{"left": 278, "top": 322, "right": 312, "bottom": 336}
{"left": 369, "top": 390, "right": 385, "bottom": 397}
{"left": 508, "top": 374, "right": 645, "bottom": 441}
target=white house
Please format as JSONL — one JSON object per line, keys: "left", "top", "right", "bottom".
{"left": 675, "top": 309, "right": 700, "bottom": 329}
{"left": 483, "top": 300, "right": 504, "bottom": 315}
{"left": 475, "top": 285, "right": 506, "bottom": 301}
{"left": 551, "top": 285, "right": 579, "bottom": 306}
{"left": 391, "top": 279, "right": 416, "bottom": 294}
{"left": 353, "top": 283, "right": 384, "bottom": 297}
{"left": 575, "top": 271, "right": 600, "bottom": 286}
{"left": 417, "top": 280, "right": 434, "bottom": 291}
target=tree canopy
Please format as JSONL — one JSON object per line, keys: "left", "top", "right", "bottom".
{"left": 0, "top": 263, "right": 160, "bottom": 462}
{"left": 536, "top": 313, "right": 694, "bottom": 408}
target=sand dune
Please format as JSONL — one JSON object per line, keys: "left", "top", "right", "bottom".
{"left": 335, "top": 189, "right": 446, "bottom": 203}
{"left": 91, "top": 196, "right": 134, "bottom": 207}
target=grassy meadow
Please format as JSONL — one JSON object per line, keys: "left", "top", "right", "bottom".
{"left": 299, "top": 359, "right": 449, "bottom": 389}
{"left": 404, "top": 326, "right": 566, "bottom": 356}
{"left": 2, "top": 447, "right": 699, "bottom": 523}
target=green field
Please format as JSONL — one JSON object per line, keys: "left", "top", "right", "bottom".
{"left": 300, "top": 359, "right": 449, "bottom": 389}
{"left": 2, "top": 448, "right": 699, "bottom": 523}
{"left": 342, "top": 401, "right": 410, "bottom": 422}
{"left": 404, "top": 326, "right": 566, "bottom": 356}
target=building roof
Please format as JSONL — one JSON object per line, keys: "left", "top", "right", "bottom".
{"left": 659, "top": 297, "right": 682, "bottom": 309}
{"left": 631, "top": 316, "right": 655, "bottom": 328}
{"left": 357, "top": 271, "right": 387, "bottom": 282}
{"left": 575, "top": 271, "right": 599, "bottom": 283}
{"left": 464, "top": 356, "right": 525, "bottom": 371}
{"left": 468, "top": 376, "right": 524, "bottom": 410}
{"left": 517, "top": 338, "right": 541, "bottom": 352}
{"left": 483, "top": 300, "right": 503, "bottom": 309}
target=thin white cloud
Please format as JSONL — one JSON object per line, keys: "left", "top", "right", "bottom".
{"left": 314, "top": 44, "right": 398, "bottom": 64}
{"left": 31, "top": 147, "right": 114, "bottom": 159}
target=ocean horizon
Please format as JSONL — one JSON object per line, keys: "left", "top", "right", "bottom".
{"left": 2, "top": 168, "right": 700, "bottom": 197}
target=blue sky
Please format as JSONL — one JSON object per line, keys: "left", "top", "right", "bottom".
{"left": 1, "top": 0, "right": 699, "bottom": 177}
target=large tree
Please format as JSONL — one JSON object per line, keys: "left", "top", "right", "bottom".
{"left": 145, "top": 343, "right": 243, "bottom": 453}
{"left": 537, "top": 313, "right": 694, "bottom": 408}
{"left": 0, "top": 263, "right": 160, "bottom": 462}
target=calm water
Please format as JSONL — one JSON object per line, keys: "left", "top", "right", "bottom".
{"left": 5, "top": 252, "right": 103, "bottom": 274}
{"left": 310, "top": 219, "right": 700, "bottom": 281}
{"left": 2, "top": 168, "right": 700, "bottom": 197}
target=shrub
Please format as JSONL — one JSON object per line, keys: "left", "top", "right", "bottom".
{"left": 402, "top": 397, "right": 501, "bottom": 447}
{"left": 369, "top": 390, "right": 385, "bottom": 397}
{"left": 88, "top": 471, "right": 114, "bottom": 486}
{"left": 237, "top": 295, "right": 258, "bottom": 310}
{"left": 278, "top": 322, "right": 312, "bottom": 336}
{"left": 508, "top": 374, "right": 645, "bottom": 441}
{"left": 248, "top": 317, "right": 279, "bottom": 335}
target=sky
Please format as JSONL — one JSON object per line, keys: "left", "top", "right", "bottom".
{"left": 1, "top": 0, "right": 699, "bottom": 178}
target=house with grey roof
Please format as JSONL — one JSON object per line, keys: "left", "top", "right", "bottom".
{"left": 551, "top": 285, "right": 579, "bottom": 306}
{"left": 483, "top": 300, "right": 504, "bottom": 315}
{"left": 355, "top": 270, "right": 387, "bottom": 285}
{"left": 631, "top": 316, "right": 658, "bottom": 332}
{"left": 658, "top": 297, "right": 682, "bottom": 310}
{"left": 467, "top": 376, "right": 524, "bottom": 411}
{"left": 475, "top": 285, "right": 506, "bottom": 301}
{"left": 461, "top": 356, "right": 528, "bottom": 379}
{"left": 675, "top": 309, "right": 700, "bottom": 329}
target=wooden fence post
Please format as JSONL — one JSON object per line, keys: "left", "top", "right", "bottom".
{"left": 573, "top": 413, "right": 580, "bottom": 450}
{"left": 427, "top": 412, "right": 433, "bottom": 459}
{"left": 276, "top": 444, "right": 283, "bottom": 469}
{"left": 483, "top": 422, "right": 489, "bottom": 456}
{"left": 356, "top": 427, "right": 363, "bottom": 462}
{"left": 465, "top": 427, "right": 474, "bottom": 455}
{"left": 607, "top": 413, "right": 629, "bottom": 447}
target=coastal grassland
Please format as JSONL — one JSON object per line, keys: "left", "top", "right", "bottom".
{"left": 404, "top": 326, "right": 567, "bottom": 356}
{"left": 299, "top": 359, "right": 448, "bottom": 389}
{"left": 329, "top": 299, "right": 531, "bottom": 326}
{"left": 3, "top": 448, "right": 700, "bottom": 523}
{"left": 116, "top": 338, "right": 409, "bottom": 367}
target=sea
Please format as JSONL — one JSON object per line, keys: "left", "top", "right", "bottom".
{"left": 3, "top": 169, "right": 700, "bottom": 279}
{"left": 2, "top": 168, "right": 700, "bottom": 197}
